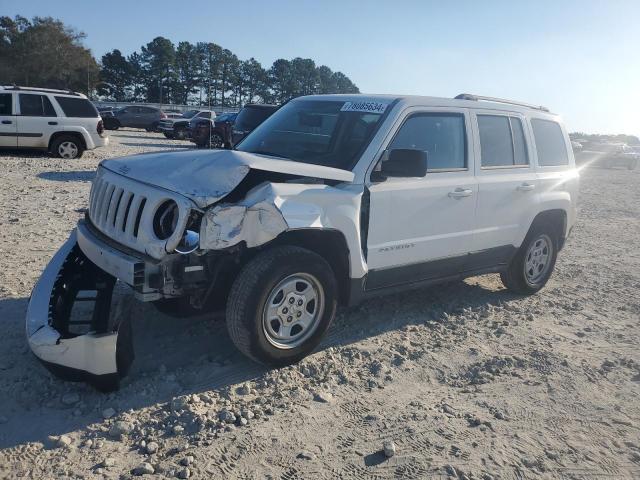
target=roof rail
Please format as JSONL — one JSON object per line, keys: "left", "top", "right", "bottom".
{"left": 2, "top": 85, "right": 82, "bottom": 97}
{"left": 454, "top": 93, "right": 549, "bottom": 112}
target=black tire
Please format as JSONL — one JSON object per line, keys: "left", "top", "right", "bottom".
{"left": 51, "top": 135, "right": 85, "bottom": 159}
{"left": 500, "top": 222, "right": 559, "bottom": 295}
{"left": 209, "top": 133, "right": 224, "bottom": 149}
{"left": 163, "top": 132, "right": 174, "bottom": 139}
{"left": 226, "top": 246, "right": 337, "bottom": 367}
{"left": 174, "top": 127, "right": 187, "bottom": 140}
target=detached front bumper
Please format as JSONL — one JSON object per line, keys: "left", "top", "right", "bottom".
{"left": 26, "top": 229, "right": 133, "bottom": 391}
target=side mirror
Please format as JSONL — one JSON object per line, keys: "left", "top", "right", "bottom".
{"left": 380, "top": 149, "right": 428, "bottom": 178}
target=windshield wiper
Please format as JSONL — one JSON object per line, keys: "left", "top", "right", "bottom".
{"left": 249, "top": 150, "right": 290, "bottom": 160}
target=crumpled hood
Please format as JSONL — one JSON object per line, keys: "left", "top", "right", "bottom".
{"left": 100, "top": 149, "right": 354, "bottom": 208}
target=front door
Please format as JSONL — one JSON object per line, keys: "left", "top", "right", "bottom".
{"left": 365, "top": 108, "right": 478, "bottom": 289}
{"left": 0, "top": 93, "right": 17, "bottom": 147}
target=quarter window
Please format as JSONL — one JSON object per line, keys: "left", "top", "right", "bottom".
{"left": 0, "top": 94, "right": 12, "bottom": 115}
{"left": 54, "top": 96, "right": 98, "bottom": 118}
{"left": 19, "top": 94, "right": 56, "bottom": 117}
{"left": 478, "top": 115, "right": 529, "bottom": 167}
{"left": 388, "top": 113, "right": 466, "bottom": 170}
{"left": 531, "top": 119, "right": 569, "bottom": 166}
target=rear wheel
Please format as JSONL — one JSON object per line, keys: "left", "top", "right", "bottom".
{"left": 51, "top": 135, "right": 85, "bottom": 159}
{"left": 174, "top": 127, "right": 187, "bottom": 140}
{"left": 209, "top": 133, "right": 224, "bottom": 149}
{"left": 163, "top": 132, "right": 175, "bottom": 139}
{"left": 226, "top": 246, "right": 337, "bottom": 366}
{"left": 500, "top": 225, "right": 558, "bottom": 294}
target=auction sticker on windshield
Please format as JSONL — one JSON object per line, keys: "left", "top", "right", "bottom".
{"left": 340, "top": 101, "right": 389, "bottom": 114}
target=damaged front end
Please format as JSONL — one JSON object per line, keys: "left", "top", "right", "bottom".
{"left": 26, "top": 230, "right": 133, "bottom": 392}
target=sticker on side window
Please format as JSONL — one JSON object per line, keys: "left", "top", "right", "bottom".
{"left": 340, "top": 101, "right": 389, "bottom": 114}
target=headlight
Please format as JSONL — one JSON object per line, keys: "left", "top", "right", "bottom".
{"left": 153, "top": 200, "right": 179, "bottom": 240}
{"left": 175, "top": 230, "right": 200, "bottom": 255}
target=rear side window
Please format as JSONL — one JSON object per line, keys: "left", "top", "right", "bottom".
{"left": 478, "top": 115, "right": 529, "bottom": 167}
{"left": 54, "top": 96, "right": 99, "bottom": 118}
{"left": 531, "top": 119, "right": 569, "bottom": 166}
{"left": 19, "top": 94, "right": 56, "bottom": 117}
{"left": 0, "top": 94, "right": 12, "bottom": 115}
{"left": 389, "top": 113, "right": 466, "bottom": 170}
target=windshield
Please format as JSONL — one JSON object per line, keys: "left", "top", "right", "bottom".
{"left": 236, "top": 100, "right": 389, "bottom": 169}
{"left": 182, "top": 109, "right": 199, "bottom": 119}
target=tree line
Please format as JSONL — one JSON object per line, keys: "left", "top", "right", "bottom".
{"left": 0, "top": 16, "right": 100, "bottom": 93}
{"left": 99, "top": 38, "right": 359, "bottom": 107}
{"left": 0, "top": 15, "right": 360, "bottom": 108}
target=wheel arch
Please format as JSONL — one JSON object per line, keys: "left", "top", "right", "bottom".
{"left": 265, "top": 229, "right": 352, "bottom": 305}
{"left": 527, "top": 208, "right": 568, "bottom": 250}
{"left": 48, "top": 131, "right": 87, "bottom": 152}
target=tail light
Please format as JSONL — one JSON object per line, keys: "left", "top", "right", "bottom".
{"left": 97, "top": 120, "right": 104, "bottom": 135}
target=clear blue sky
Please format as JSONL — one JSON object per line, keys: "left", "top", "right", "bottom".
{"left": 4, "top": 0, "right": 639, "bottom": 136}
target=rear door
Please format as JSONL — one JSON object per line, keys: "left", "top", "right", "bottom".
{"left": 0, "top": 93, "right": 17, "bottom": 147}
{"left": 471, "top": 111, "right": 539, "bottom": 263}
{"left": 16, "top": 93, "right": 58, "bottom": 148}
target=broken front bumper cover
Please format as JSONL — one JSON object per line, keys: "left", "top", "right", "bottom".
{"left": 26, "top": 229, "right": 133, "bottom": 392}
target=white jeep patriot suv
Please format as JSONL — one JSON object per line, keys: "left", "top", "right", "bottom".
{"left": 0, "top": 86, "right": 108, "bottom": 158}
{"left": 26, "top": 93, "right": 578, "bottom": 390}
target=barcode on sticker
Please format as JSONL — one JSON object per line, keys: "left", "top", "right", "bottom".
{"left": 340, "top": 101, "right": 389, "bottom": 114}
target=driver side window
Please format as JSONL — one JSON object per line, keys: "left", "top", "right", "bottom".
{"left": 388, "top": 113, "right": 467, "bottom": 171}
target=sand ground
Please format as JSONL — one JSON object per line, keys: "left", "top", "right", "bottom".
{"left": 0, "top": 131, "right": 638, "bottom": 479}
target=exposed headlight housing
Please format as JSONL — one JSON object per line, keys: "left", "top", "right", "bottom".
{"left": 174, "top": 210, "right": 203, "bottom": 255}
{"left": 153, "top": 200, "right": 179, "bottom": 240}
{"left": 175, "top": 230, "right": 200, "bottom": 255}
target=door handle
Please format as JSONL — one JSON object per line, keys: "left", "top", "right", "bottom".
{"left": 1, "top": 120, "right": 11, "bottom": 124}
{"left": 448, "top": 188, "right": 473, "bottom": 199}
{"left": 48, "top": 121, "right": 58, "bottom": 125}
{"left": 517, "top": 183, "right": 536, "bottom": 192}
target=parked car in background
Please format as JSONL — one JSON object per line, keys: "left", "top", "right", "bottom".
{"left": 190, "top": 104, "right": 277, "bottom": 148}
{"left": 103, "top": 105, "right": 166, "bottom": 131}
{"left": 158, "top": 109, "right": 215, "bottom": 140}
{"left": 189, "top": 111, "right": 237, "bottom": 148}
{"left": 0, "top": 85, "right": 108, "bottom": 159}
{"left": 97, "top": 106, "right": 116, "bottom": 117}
{"left": 232, "top": 104, "right": 279, "bottom": 145}
{"left": 576, "top": 142, "right": 639, "bottom": 170}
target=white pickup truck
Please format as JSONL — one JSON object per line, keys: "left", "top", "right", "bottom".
{"left": 26, "top": 93, "right": 579, "bottom": 390}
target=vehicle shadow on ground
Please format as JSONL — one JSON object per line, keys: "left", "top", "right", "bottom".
{"left": 37, "top": 171, "right": 96, "bottom": 182}
{"left": 0, "top": 149, "right": 49, "bottom": 158}
{"left": 109, "top": 133, "right": 165, "bottom": 140}
{"left": 119, "top": 142, "right": 193, "bottom": 149}
{"left": 0, "top": 278, "right": 520, "bottom": 449}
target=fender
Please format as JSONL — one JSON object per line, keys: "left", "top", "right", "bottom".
{"left": 62, "top": 125, "right": 95, "bottom": 149}
{"left": 516, "top": 189, "right": 573, "bottom": 247}
{"left": 200, "top": 181, "right": 368, "bottom": 278}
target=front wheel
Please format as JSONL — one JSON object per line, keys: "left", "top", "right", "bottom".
{"left": 500, "top": 226, "right": 558, "bottom": 295}
{"left": 226, "top": 246, "right": 337, "bottom": 366}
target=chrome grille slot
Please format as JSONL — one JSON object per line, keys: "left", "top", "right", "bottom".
{"left": 88, "top": 167, "right": 192, "bottom": 259}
